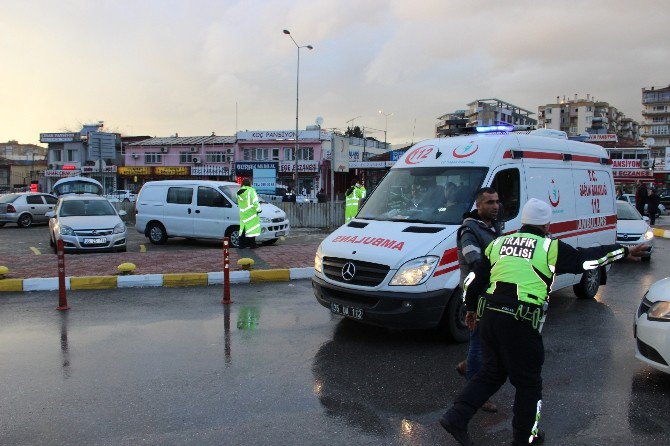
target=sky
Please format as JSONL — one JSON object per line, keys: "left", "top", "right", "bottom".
{"left": 1, "top": 0, "right": 669, "bottom": 147}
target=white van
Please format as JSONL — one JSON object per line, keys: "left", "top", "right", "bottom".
{"left": 135, "top": 180, "right": 290, "bottom": 247}
{"left": 313, "top": 129, "right": 617, "bottom": 342}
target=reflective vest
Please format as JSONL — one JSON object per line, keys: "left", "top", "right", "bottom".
{"left": 345, "top": 186, "right": 362, "bottom": 222}
{"left": 237, "top": 186, "right": 261, "bottom": 237}
{"left": 485, "top": 232, "right": 558, "bottom": 307}
{"left": 359, "top": 185, "right": 367, "bottom": 199}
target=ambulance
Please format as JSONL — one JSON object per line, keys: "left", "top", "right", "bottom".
{"left": 312, "top": 127, "right": 617, "bottom": 342}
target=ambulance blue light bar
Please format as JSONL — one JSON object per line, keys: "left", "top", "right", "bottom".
{"left": 476, "top": 124, "right": 515, "bottom": 133}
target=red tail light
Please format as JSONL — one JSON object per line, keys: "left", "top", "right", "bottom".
{"left": 6, "top": 204, "right": 16, "bottom": 213}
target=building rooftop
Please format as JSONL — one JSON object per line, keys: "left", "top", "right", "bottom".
{"left": 130, "top": 136, "right": 236, "bottom": 146}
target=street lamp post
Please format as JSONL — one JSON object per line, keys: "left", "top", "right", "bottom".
{"left": 283, "top": 29, "right": 313, "bottom": 192}
{"left": 378, "top": 110, "right": 393, "bottom": 150}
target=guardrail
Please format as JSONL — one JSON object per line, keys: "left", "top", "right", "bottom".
{"left": 112, "top": 201, "right": 346, "bottom": 229}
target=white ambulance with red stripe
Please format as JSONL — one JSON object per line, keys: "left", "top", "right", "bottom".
{"left": 313, "top": 128, "right": 616, "bottom": 342}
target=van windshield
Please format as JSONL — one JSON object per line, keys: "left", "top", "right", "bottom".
{"left": 358, "top": 167, "right": 487, "bottom": 225}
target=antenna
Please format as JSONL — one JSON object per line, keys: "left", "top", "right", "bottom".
{"left": 411, "top": 118, "right": 416, "bottom": 144}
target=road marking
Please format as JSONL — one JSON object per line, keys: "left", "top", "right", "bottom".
{"left": 30, "top": 247, "right": 41, "bottom": 255}
{"left": 140, "top": 244, "right": 146, "bottom": 253}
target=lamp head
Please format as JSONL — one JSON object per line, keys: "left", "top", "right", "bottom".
{"left": 283, "top": 29, "right": 290, "bottom": 35}
{"left": 306, "top": 45, "right": 314, "bottom": 50}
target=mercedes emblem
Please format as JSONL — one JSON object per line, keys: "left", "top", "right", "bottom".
{"left": 341, "top": 262, "right": 356, "bottom": 281}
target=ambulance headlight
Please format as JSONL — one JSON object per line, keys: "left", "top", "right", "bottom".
{"left": 644, "top": 229, "right": 654, "bottom": 241}
{"left": 314, "top": 254, "right": 323, "bottom": 273}
{"left": 390, "top": 256, "right": 439, "bottom": 286}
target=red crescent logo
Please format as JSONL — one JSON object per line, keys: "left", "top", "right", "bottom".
{"left": 405, "top": 146, "right": 434, "bottom": 165}
{"left": 548, "top": 180, "right": 560, "bottom": 207}
{"left": 452, "top": 142, "right": 479, "bottom": 158}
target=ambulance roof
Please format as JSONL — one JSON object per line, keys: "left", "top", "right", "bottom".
{"left": 394, "top": 133, "right": 609, "bottom": 169}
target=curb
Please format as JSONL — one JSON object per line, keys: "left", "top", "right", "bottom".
{"left": 652, "top": 228, "right": 670, "bottom": 239}
{"left": 0, "top": 267, "right": 315, "bottom": 293}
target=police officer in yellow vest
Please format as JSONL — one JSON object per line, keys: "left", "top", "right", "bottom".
{"left": 440, "top": 198, "right": 649, "bottom": 446}
{"left": 344, "top": 177, "right": 364, "bottom": 223}
{"left": 236, "top": 179, "right": 261, "bottom": 249}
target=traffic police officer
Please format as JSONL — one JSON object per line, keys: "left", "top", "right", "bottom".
{"left": 440, "top": 198, "right": 649, "bottom": 446}
{"left": 344, "top": 177, "right": 364, "bottom": 223}
{"left": 236, "top": 178, "right": 261, "bottom": 249}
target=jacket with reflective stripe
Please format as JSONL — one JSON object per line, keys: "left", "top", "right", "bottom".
{"left": 485, "top": 233, "right": 558, "bottom": 306}
{"left": 345, "top": 186, "right": 363, "bottom": 222}
{"left": 237, "top": 186, "right": 261, "bottom": 237}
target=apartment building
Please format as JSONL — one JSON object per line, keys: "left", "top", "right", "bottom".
{"left": 435, "top": 110, "right": 468, "bottom": 137}
{"left": 435, "top": 99, "right": 536, "bottom": 137}
{"left": 640, "top": 85, "right": 670, "bottom": 159}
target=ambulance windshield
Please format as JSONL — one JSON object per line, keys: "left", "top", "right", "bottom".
{"left": 358, "top": 167, "right": 487, "bottom": 225}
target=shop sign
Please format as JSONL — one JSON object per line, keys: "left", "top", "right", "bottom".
{"left": 278, "top": 161, "right": 319, "bottom": 173}
{"left": 587, "top": 134, "right": 618, "bottom": 142}
{"left": 45, "top": 169, "right": 81, "bottom": 177}
{"left": 331, "top": 135, "right": 349, "bottom": 172}
{"left": 81, "top": 165, "right": 118, "bottom": 173}
{"left": 118, "top": 166, "right": 152, "bottom": 175}
{"left": 191, "top": 165, "right": 231, "bottom": 176}
{"left": 612, "top": 160, "right": 640, "bottom": 169}
{"left": 234, "top": 162, "right": 278, "bottom": 175}
{"left": 349, "top": 161, "right": 395, "bottom": 169}
{"left": 155, "top": 166, "right": 189, "bottom": 176}
{"left": 613, "top": 170, "right": 654, "bottom": 178}
{"left": 237, "top": 130, "right": 331, "bottom": 141}
{"left": 40, "top": 132, "right": 81, "bottom": 143}
{"left": 253, "top": 168, "right": 276, "bottom": 194}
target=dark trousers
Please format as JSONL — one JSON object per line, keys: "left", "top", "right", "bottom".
{"left": 443, "top": 310, "right": 544, "bottom": 444}
{"left": 239, "top": 229, "right": 257, "bottom": 249}
{"left": 636, "top": 202, "right": 646, "bottom": 217}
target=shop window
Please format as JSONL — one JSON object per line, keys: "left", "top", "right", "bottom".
{"left": 145, "top": 153, "right": 162, "bottom": 164}
{"left": 179, "top": 152, "right": 194, "bottom": 163}
{"left": 167, "top": 187, "right": 193, "bottom": 204}
{"left": 491, "top": 168, "right": 520, "bottom": 222}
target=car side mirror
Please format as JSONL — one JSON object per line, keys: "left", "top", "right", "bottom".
{"left": 642, "top": 216, "right": 650, "bottom": 222}
{"left": 118, "top": 210, "right": 127, "bottom": 217}
{"left": 45, "top": 211, "right": 55, "bottom": 219}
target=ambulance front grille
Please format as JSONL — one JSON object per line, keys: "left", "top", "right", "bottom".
{"left": 323, "top": 257, "right": 390, "bottom": 287}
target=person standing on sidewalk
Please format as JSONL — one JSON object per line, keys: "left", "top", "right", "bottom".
{"left": 455, "top": 187, "right": 502, "bottom": 413}
{"left": 636, "top": 181, "right": 648, "bottom": 216}
{"left": 647, "top": 188, "right": 661, "bottom": 225}
{"left": 440, "top": 198, "right": 649, "bottom": 446}
{"left": 237, "top": 179, "right": 261, "bottom": 249}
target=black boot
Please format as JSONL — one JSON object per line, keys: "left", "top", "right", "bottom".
{"left": 512, "top": 430, "right": 544, "bottom": 445}
{"left": 439, "top": 415, "right": 474, "bottom": 446}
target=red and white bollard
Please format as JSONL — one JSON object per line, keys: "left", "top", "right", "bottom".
{"left": 222, "top": 236, "right": 233, "bottom": 304}
{"left": 56, "top": 239, "right": 69, "bottom": 311}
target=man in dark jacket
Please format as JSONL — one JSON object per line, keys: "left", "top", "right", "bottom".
{"left": 455, "top": 187, "right": 502, "bottom": 413}
{"left": 647, "top": 188, "right": 661, "bottom": 225}
{"left": 636, "top": 181, "right": 648, "bottom": 216}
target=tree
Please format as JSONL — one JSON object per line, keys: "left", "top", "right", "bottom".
{"left": 345, "top": 126, "right": 364, "bottom": 138}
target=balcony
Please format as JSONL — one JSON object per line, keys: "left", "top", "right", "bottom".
{"left": 642, "top": 109, "right": 670, "bottom": 115}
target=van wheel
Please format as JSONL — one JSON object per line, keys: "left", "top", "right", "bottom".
{"left": 574, "top": 268, "right": 601, "bottom": 299}
{"left": 18, "top": 213, "right": 33, "bottom": 228}
{"left": 148, "top": 223, "right": 167, "bottom": 245}
{"left": 438, "top": 289, "right": 469, "bottom": 343}
{"left": 226, "top": 227, "right": 241, "bottom": 248}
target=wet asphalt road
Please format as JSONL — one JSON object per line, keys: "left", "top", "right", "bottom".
{"left": 1, "top": 242, "right": 670, "bottom": 445}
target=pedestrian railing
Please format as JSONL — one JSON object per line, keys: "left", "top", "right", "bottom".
{"left": 274, "top": 202, "right": 345, "bottom": 229}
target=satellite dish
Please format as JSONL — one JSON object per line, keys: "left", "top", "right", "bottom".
{"left": 646, "top": 137, "right": 655, "bottom": 146}
{"left": 315, "top": 116, "right": 324, "bottom": 126}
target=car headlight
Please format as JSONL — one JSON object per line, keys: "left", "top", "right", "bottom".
{"left": 389, "top": 256, "right": 439, "bottom": 286}
{"left": 644, "top": 229, "right": 654, "bottom": 241}
{"left": 113, "top": 222, "right": 126, "bottom": 234}
{"left": 648, "top": 301, "right": 670, "bottom": 321}
{"left": 59, "top": 225, "right": 74, "bottom": 236}
{"left": 314, "top": 254, "right": 323, "bottom": 273}
{"left": 260, "top": 217, "right": 271, "bottom": 223}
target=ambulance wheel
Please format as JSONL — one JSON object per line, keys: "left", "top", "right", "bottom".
{"left": 574, "top": 268, "right": 601, "bottom": 299}
{"left": 438, "top": 290, "right": 469, "bottom": 343}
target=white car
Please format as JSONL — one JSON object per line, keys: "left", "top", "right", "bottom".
{"left": 616, "top": 200, "right": 654, "bottom": 261}
{"left": 105, "top": 189, "right": 137, "bottom": 202}
{"left": 619, "top": 193, "right": 665, "bottom": 217}
{"left": 635, "top": 278, "right": 670, "bottom": 374}
{"left": 47, "top": 194, "right": 128, "bottom": 253}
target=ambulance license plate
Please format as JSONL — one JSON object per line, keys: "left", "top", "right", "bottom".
{"left": 330, "top": 303, "right": 364, "bottom": 320}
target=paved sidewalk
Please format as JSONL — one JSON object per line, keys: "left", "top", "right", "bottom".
{"left": 1, "top": 242, "right": 320, "bottom": 279}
